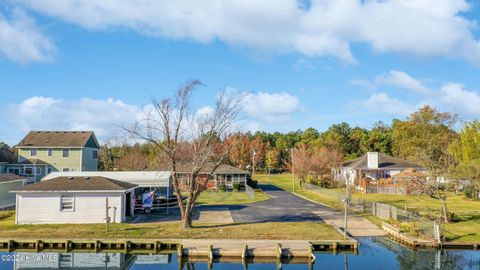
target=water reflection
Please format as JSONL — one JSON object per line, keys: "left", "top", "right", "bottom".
{"left": 1, "top": 238, "right": 479, "bottom": 270}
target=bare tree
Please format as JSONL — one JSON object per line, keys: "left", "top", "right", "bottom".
{"left": 116, "top": 150, "right": 148, "bottom": 171}
{"left": 125, "top": 80, "right": 241, "bottom": 229}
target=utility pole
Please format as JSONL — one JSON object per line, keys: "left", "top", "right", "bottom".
{"left": 252, "top": 149, "right": 256, "bottom": 178}
{"left": 291, "top": 148, "right": 295, "bottom": 193}
{"left": 105, "top": 197, "right": 109, "bottom": 233}
{"left": 343, "top": 182, "right": 350, "bottom": 240}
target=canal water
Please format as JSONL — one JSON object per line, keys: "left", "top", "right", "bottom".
{"left": 1, "top": 238, "right": 479, "bottom": 269}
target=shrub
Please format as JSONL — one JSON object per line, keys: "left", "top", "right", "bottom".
{"left": 247, "top": 179, "right": 258, "bottom": 188}
{"left": 232, "top": 183, "right": 240, "bottom": 191}
{"left": 219, "top": 183, "right": 227, "bottom": 192}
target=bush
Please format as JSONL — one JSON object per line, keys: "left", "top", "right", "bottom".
{"left": 399, "top": 222, "right": 419, "bottom": 237}
{"left": 219, "top": 183, "right": 227, "bottom": 192}
{"left": 232, "top": 183, "right": 240, "bottom": 191}
{"left": 247, "top": 179, "right": 258, "bottom": 188}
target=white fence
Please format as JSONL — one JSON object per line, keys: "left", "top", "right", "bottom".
{"left": 245, "top": 184, "right": 255, "bottom": 199}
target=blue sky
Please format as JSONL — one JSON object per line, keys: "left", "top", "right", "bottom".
{"left": 1, "top": 0, "right": 480, "bottom": 145}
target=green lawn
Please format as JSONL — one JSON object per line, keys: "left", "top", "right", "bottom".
{"left": 197, "top": 190, "right": 270, "bottom": 205}
{"left": 0, "top": 210, "right": 341, "bottom": 240}
{"left": 255, "top": 173, "right": 480, "bottom": 242}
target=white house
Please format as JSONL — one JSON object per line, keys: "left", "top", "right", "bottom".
{"left": 332, "top": 152, "right": 423, "bottom": 188}
{"left": 12, "top": 176, "right": 137, "bottom": 225}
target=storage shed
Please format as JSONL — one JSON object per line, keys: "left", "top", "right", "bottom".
{"left": 12, "top": 176, "right": 137, "bottom": 224}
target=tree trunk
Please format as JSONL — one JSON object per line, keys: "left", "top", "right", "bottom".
{"left": 182, "top": 206, "right": 193, "bottom": 229}
{"left": 441, "top": 199, "right": 450, "bottom": 223}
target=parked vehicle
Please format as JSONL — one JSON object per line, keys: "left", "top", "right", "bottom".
{"left": 134, "top": 192, "right": 186, "bottom": 214}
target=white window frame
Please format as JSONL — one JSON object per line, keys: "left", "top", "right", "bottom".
{"left": 24, "top": 167, "right": 33, "bottom": 176}
{"left": 92, "top": 150, "right": 98, "bottom": 160}
{"left": 35, "top": 167, "right": 41, "bottom": 175}
{"left": 30, "top": 148, "right": 37, "bottom": 157}
{"left": 7, "top": 167, "right": 20, "bottom": 175}
{"left": 60, "top": 195, "right": 75, "bottom": 212}
{"left": 62, "top": 148, "right": 70, "bottom": 159}
{"left": 47, "top": 148, "right": 53, "bottom": 157}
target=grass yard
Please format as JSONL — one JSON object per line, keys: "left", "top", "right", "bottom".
{"left": 0, "top": 210, "right": 341, "bottom": 240}
{"left": 255, "top": 173, "right": 480, "bottom": 242}
{"left": 197, "top": 189, "right": 270, "bottom": 205}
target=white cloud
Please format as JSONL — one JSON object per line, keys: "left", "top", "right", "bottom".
{"left": 351, "top": 92, "right": 416, "bottom": 117}
{"left": 436, "top": 83, "right": 480, "bottom": 116}
{"left": 353, "top": 70, "right": 432, "bottom": 95}
{"left": 242, "top": 91, "right": 301, "bottom": 123}
{"left": 0, "top": 9, "right": 55, "bottom": 64}
{"left": 352, "top": 70, "right": 480, "bottom": 118}
{"left": 5, "top": 96, "right": 144, "bottom": 141}
{"left": 15, "top": 0, "right": 480, "bottom": 64}
{"left": 375, "top": 70, "right": 433, "bottom": 95}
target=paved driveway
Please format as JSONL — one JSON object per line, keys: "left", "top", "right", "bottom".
{"left": 221, "top": 184, "right": 332, "bottom": 223}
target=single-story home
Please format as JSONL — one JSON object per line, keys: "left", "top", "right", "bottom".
{"left": 332, "top": 152, "right": 423, "bottom": 192}
{"left": 162, "top": 162, "right": 250, "bottom": 190}
{"left": 12, "top": 176, "right": 137, "bottom": 224}
{"left": 0, "top": 173, "right": 26, "bottom": 209}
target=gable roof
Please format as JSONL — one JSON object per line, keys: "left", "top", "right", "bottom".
{"left": 0, "top": 149, "right": 16, "bottom": 163}
{"left": 16, "top": 131, "right": 99, "bottom": 148}
{"left": 159, "top": 162, "right": 249, "bottom": 175}
{"left": 11, "top": 159, "right": 51, "bottom": 165}
{"left": 13, "top": 176, "right": 137, "bottom": 192}
{"left": 0, "top": 173, "right": 25, "bottom": 183}
{"left": 340, "top": 153, "right": 422, "bottom": 170}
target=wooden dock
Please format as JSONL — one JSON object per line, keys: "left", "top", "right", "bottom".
{"left": 0, "top": 238, "right": 357, "bottom": 259}
{"left": 382, "top": 222, "right": 480, "bottom": 250}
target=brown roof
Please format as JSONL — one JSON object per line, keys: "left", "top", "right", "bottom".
{"left": 13, "top": 176, "right": 137, "bottom": 192}
{"left": 160, "top": 162, "right": 249, "bottom": 175}
{"left": 16, "top": 131, "right": 99, "bottom": 148}
{"left": 0, "top": 173, "right": 25, "bottom": 183}
{"left": 340, "top": 153, "right": 422, "bottom": 170}
{"left": 12, "top": 159, "right": 50, "bottom": 165}
{"left": 0, "top": 149, "right": 16, "bottom": 163}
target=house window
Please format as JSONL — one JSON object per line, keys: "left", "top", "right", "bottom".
{"left": 48, "top": 148, "right": 53, "bottom": 157}
{"left": 24, "top": 167, "right": 33, "bottom": 175}
{"left": 62, "top": 149, "right": 70, "bottom": 158}
{"left": 60, "top": 195, "right": 74, "bottom": 211}
{"left": 62, "top": 168, "right": 70, "bottom": 172}
{"left": 30, "top": 149, "right": 37, "bottom": 157}
{"left": 92, "top": 150, "right": 98, "bottom": 160}
{"left": 7, "top": 167, "right": 20, "bottom": 175}
{"left": 36, "top": 167, "right": 41, "bottom": 175}
{"left": 47, "top": 167, "right": 52, "bottom": 174}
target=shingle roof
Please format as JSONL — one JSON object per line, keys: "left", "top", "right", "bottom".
{"left": 16, "top": 131, "right": 99, "bottom": 148}
{"left": 340, "top": 153, "right": 421, "bottom": 170}
{"left": 13, "top": 176, "right": 137, "bottom": 192}
{"left": 0, "top": 173, "right": 25, "bottom": 183}
{"left": 159, "top": 162, "right": 249, "bottom": 175}
{"left": 0, "top": 149, "right": 17, "bottom": 163}
{"left": 12, "top": 159, "right": 50, "bottom": 165}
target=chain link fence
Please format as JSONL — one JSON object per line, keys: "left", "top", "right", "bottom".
{"left": 0, "top": 198, "right": 15, "bottom": 211}
{"left": 305, "top": 183, "right": 436, "bottom": 240}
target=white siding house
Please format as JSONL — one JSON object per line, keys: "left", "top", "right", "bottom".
{"left": 12, "top": 176, "right": 137, "bottom": 225}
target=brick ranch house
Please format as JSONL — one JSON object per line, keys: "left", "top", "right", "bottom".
{"left": 162, "top": 162, "right": 250, "bottom": 191}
